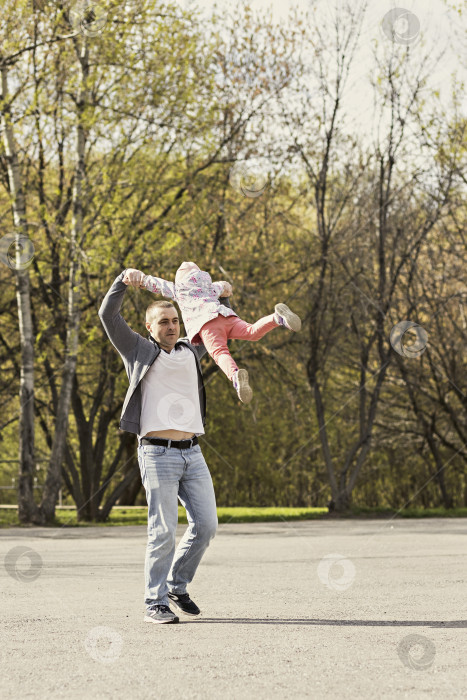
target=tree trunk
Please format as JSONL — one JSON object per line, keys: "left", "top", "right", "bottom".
{"left": 333, "top": 490, "right": 352, "bottom": 513}
{"left": 0, "top": 61, "right": 40, "bottom": 524}
{"left": 115, "top": 436, "right": 142, "bottom": 505}
{"left": 40, "top": 39, "right": 89, "bottom": 522}
{"left": 397, "top": 355, "right": 455, "bottom": 510}
{"left": 98, "top": 465, "right": 141, "bottom": 521}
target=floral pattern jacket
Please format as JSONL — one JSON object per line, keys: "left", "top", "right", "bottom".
{"left": 142, "top": 268, "right": 237, "bottom": 344}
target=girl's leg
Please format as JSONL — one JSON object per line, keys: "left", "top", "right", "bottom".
{"left": 200, "top": 316, "right": 254, "bottom": 404}
{"left": 228, "top": 304, "right": 302, "bottom": 339}
{"left": 227, "top": 314, "right": 278, "bottom": 341}
{"left": 199, "top": 316, "right": 238, "bottom": 381}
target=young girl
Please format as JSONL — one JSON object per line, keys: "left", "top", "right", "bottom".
{"left": 131, "top": 261, "right": 301, "bottom": 404}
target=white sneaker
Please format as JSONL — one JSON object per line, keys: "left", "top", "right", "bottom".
{"left": 274, "top": 303, "right": 302, "bottom": 332}
{"left": 232, "top": 369, "right": 253, "bottom": 404}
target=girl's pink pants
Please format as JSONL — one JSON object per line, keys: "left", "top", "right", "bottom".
{"left": 199, "top": 313, "right": 278, "bottom": 381}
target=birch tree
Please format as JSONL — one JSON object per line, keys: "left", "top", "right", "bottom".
{"left": 0, "top": 58, "right": 37, "bottom": 522}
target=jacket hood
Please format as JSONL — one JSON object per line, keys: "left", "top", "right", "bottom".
{"left": 175, "top": 261, "right": 200, "bottom": 284}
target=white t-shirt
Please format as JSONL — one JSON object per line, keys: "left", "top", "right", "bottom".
{"left": 138, "top": 343, "right": 204, "bottom": 439}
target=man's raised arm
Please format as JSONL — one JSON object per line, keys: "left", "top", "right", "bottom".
{"left": 98, "top": 269, "right": 142, "bottom": 358}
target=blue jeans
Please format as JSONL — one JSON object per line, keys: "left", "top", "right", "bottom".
{"left": 137, "top": 442, "right": 218, "bottom": 609}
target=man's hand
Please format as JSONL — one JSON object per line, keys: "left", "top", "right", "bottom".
{"left": 123, "top": 268, "right": 147, "bottom": 288}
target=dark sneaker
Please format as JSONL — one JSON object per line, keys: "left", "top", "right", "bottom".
{"left": 274, "top": 303, "right": 301, "bottom": 332}
{"left": 144, "top": 604, "right": 179, "bottom": 624}
{"left": 232, "top": 369, "right": 253, "bottom": 404}
{"left": 168, "top": 592, "right": 201, "bottom": 616}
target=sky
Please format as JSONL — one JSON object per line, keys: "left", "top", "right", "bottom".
{"left": 175, "top": 0, "right": 466, "bottom": 136}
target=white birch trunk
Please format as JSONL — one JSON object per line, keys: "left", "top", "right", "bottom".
{"left": 0, "top": 62, "right": 40, "bottom": 523}
{"left": 40, "top": 40, "right": 89, "bottom": 521}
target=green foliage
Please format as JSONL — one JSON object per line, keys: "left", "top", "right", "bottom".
{"left": 0, "top": 0, "right": 466, "bottom": 519}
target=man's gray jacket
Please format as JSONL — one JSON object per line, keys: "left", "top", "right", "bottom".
{"left": 98, "top": 269, "right": 233, "bottom": 436}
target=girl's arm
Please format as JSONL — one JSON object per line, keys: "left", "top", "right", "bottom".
{"left": 141, "top": 272, "right": 176, "bottom": 299}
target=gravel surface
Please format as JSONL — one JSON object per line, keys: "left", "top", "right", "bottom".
{"left": 1, "top": 518, "right": 466, "bottom": 699}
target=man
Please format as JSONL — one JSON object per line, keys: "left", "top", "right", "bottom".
{"left": 98, "top": 267, "right": 233, "bottom": 625}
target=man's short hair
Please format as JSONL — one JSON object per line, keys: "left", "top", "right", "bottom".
{"left": 146, "top": 300, "right": 177, "bottom": 325}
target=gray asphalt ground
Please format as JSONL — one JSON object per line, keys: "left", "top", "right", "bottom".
{"left": 1, "top": 518, "right": 466, "bottom": 699}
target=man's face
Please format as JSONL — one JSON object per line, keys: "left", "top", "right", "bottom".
{"left": 146, "top": 306, "right": 180, "bottom": 350}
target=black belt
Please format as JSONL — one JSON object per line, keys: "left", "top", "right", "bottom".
{"left": 140, "top": 436, "right": 198, "bottom": 449}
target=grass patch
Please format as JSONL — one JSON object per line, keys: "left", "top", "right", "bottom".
{"left": 348, "top": 505, "right": 467, "bottom": 518}
{"left": 1, "top": 504, "right": 467, "bottom": 528}
{"left": 0, "top": 506, "right": 328, "bottom": 528}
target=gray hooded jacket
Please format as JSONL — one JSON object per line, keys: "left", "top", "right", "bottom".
{"left": 98, "top": 269, "right": 233, "bottom": 436}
